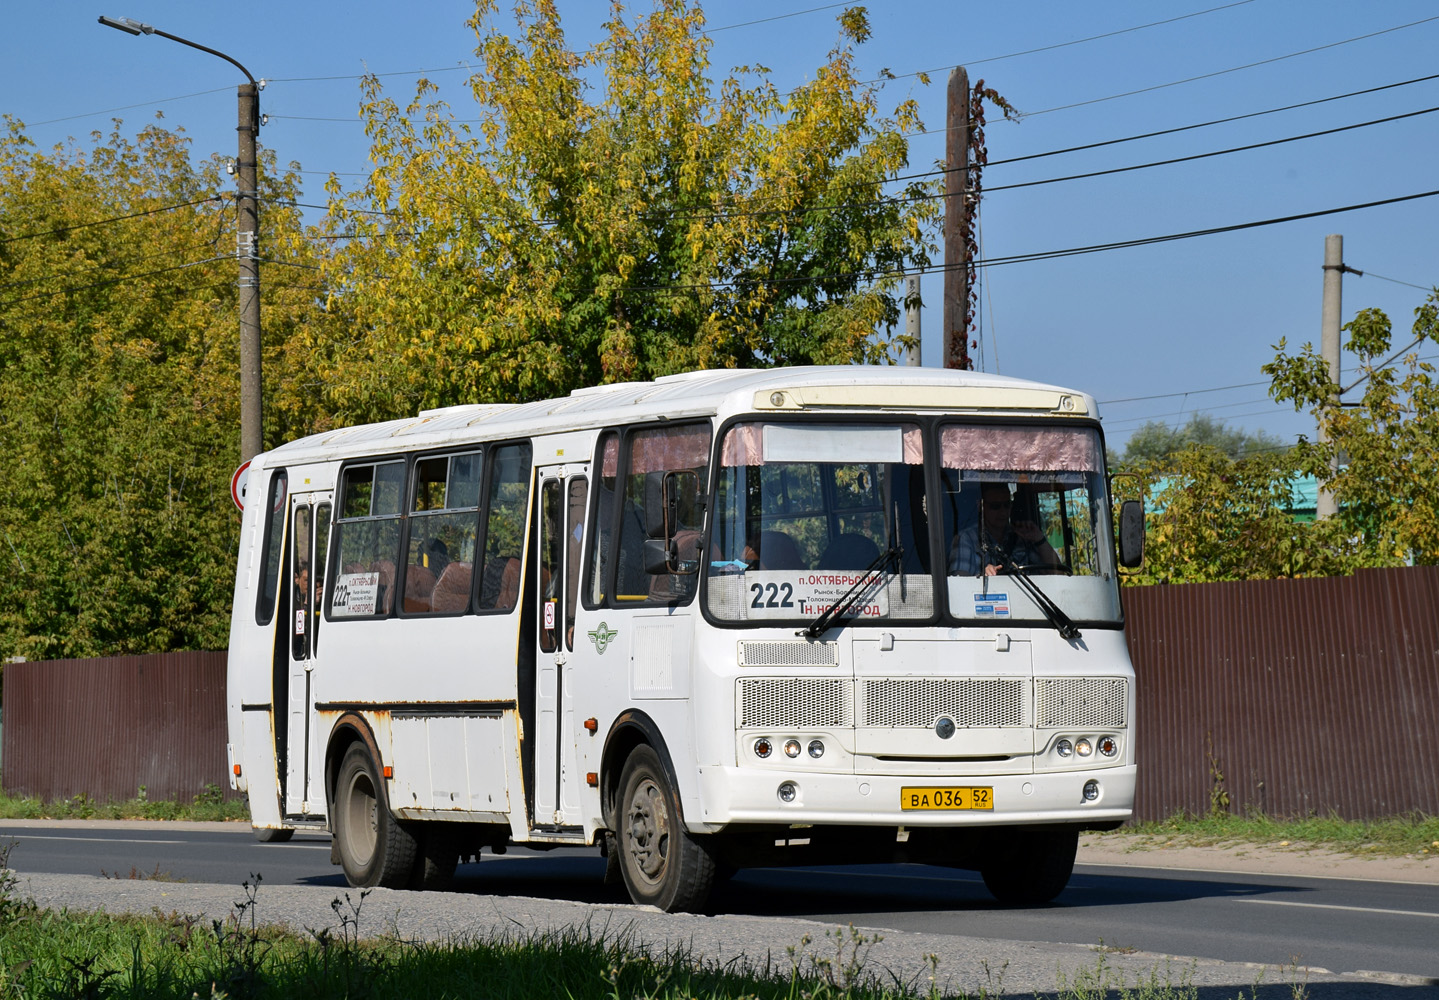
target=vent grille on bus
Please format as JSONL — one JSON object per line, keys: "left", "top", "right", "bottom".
{"left": 862, "top": 678, "right": 1027, "bottom": 729}
{"left": 737, "top": 678, "right": 851, "bottom": 729}
{"left": 737, "top": 640, "right": 839, "bottom": 668}
{"left": 1035, "top": 678, "right": 1127, "bottom": 728}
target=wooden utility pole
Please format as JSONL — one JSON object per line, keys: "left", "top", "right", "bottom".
{"left": 943, "top": 66, "right": 970, "bottom": 370}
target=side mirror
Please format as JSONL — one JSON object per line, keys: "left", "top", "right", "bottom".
{"left": 1118, "top": 499, "right": 1145, "bottom": 568}
{"left": 643, "top": 538, "right": 672, "bottom": 575}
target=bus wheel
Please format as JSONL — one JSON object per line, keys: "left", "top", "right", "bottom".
{"left": 252, "top": 826, "right": 293, "bottom": 843}
{"left": 616, "top": 745, "right": 716, "bottom": 912}
{"left": 333, "top": 743, "right": 417, "bottom": 889}
{"left": 979, "top": 827, "right": 1078, "bottom": 905}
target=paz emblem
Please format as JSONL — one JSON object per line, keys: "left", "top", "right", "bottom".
{"left": 588, "top": 622, "right": 618, "bottom": 654}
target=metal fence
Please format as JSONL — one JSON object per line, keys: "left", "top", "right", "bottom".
{"left": 3, "top": 566, "right": 1436, "bottom": 819}
{"left": 1124, "top": 565, "right": 1439, "bottom": 821}
{"left": 1, "top": 651, "right": 236, "bottom": 803}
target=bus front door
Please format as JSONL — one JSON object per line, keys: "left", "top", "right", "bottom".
{"left": 283, "top": 493, "right": 331, "bottom": 818}
{"left": 533, "top": 467, "right": 589, "bottom": 831}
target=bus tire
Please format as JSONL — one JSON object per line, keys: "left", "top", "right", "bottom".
{"left": 252, "top": 826, "right": 293, "bottom": 843}
{"left": 616, "top": 745, "right": 716, "bottom": 912}
{"left": 333, "top": 743, "right": 417, "bottom": 889}
{"left": 979, "top": 827, "right": 1078, "bottom": 905}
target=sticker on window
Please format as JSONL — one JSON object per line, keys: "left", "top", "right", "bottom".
{"left": 973, "top": 592, "right": 1010, "bottom": 617}
{"left": 332, "top": 572, "right": 380, "bottom": 617}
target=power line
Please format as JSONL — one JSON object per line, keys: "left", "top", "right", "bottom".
{"left": 0, "top": 255, "right": 231, "bottom": 308}
{"left": 1023, "top": 14, "right": 1439, "bottom": 118}
{"left": 18, "top": 87, "right": 232, "bottom": 128}
{"left": 1103, "top": 380, "right": 1272, "bottom": 405}
{"left": 0, "top": 196, "right": 222, "bottom": 245}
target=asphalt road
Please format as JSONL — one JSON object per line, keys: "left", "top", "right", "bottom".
{"left": 3, "top": 822, "right": 1437, "bottom": 997}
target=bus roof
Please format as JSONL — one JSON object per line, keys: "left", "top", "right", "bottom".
{"left": 258, "top": 365, "right": 1100, "bottom": 466}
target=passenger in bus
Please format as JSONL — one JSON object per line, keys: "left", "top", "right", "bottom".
{"left": 747, "top": 530, "right": 804, "bottom": 571}
{"left": 950, "top": 482, "right": 1059, "bottom": 576}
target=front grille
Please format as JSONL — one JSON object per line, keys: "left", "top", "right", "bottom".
{"left": 862, "top": 677, "right": 1027, "bottom": 728}
{"left": 738, "top": 677, "right": 851, "bottom": 728}
{"left": 738, "top": 640, "right": 839, "bottom": 668}
{"left": 1036, "top": 678, "right": 1127, "bottom": 728}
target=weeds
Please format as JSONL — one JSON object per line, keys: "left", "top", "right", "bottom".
{"left": 0, "top": 784, "right": 248, "bottom": 822}
{"left": 1121, "top": 809, "right": 1439, "bottom": 858}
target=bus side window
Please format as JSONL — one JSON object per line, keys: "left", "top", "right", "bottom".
{"left": 329, "top": 460, "right": 404, "bottom": 619}
{"left": 584, "top": 432, "right": 619, "bottom": 608}
{"left": 255, "top": 468, "right": 288, "bottom": 626}
{"left": 477, "top": 442, "right": 532, "bottom": 612}
{"left": 615, "top": 423, "right": 711, "bottom": 606}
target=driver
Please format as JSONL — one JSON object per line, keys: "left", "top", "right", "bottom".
{"left": 950, "top": 481, "right": 1060, "bottom": 576}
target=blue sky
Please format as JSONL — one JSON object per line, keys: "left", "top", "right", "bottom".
{"left": 6, "top": 2, "right": 1438, "bottom": 452}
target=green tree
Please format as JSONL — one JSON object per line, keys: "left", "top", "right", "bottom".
{"left": 1118, "top": 413, "right": 1283, "bottom": 468}
{"left": 0, "top": 117, "right": 329, "bottom": 658}
{"left": 1264, "top": 290, "right": 1439, "bottom": 565}
{"left": 313, "top": 0, "right": 950, "bottom": 422}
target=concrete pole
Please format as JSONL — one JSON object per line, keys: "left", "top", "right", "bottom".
{"left": 903, "top": 274, "right": 922, "bottom": 366}
{"left": 1316, "top": 234, "right": 1343, "bottom": 520}
{"left": 237, "top": 82, "right": 264, "bottom": 463}
{"left": 943, "top": 66, "right": 970, "bottom": 370}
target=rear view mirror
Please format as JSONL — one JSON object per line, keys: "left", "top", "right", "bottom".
{"left": 1118, "top": 499, "right": 1144, "bottom": 568}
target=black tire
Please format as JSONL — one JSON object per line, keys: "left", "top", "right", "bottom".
{"left": 252, "top": 826, "right": 294, "bottom": 843}
{"left": 333, "top": 743, "right": 417, "bottom": 888}
{"left": 615, "top": 745, "right": 716, "bottom": 912}
{"left": 408, "top": 825, "right": 458, "bottom": 891}
{"left": 980, "top": 827, "right": 1079, "bottom": 905}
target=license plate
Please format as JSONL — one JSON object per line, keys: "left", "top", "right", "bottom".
{"left": 901, "top": 786, "right": 994, "bottom": 810}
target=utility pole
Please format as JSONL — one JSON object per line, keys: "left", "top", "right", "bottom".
{"left": 903, "top": 274, "right": 922, "bottom": 366}
{"left": 943, "top": 66, "right": 970, "bottom": 370}
{"left": 237, "top": 81, "right": 263, "bottom": 463}
{"left": 99, "top": 16, "right": 264, "bottom": 463}
{"left": 1316, "top": 234, "right": 1344, "bottom": 520}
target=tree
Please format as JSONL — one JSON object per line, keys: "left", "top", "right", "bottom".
{"left": 0, "top": 117, "right": 329, "bottom": 658}
{"left": 313, "top": 0, "right": 946, "bottom": 422}
{"left": 1264, "top": 290, "right": 1439, "bottom": 565}
{"left": 1118, "top": 414, "right": 1283, "bottom": 468}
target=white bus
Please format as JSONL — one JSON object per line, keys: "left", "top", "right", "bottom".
{"left": 227, "top": 365, "right": 1143, "bottom": 911}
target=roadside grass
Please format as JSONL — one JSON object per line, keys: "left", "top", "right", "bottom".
{"left": 0, "top": 782, "right": 248, "bottom": 823}
{"left": 1112, "top": 811, "right": 1439, "bottom": 859}
{"left": 0, "top": 869, "right": 1299, "bottom": 1000}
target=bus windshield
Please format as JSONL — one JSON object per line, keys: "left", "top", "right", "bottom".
{"left": 704, "top": 419, "right": 1122, "bottom": 628}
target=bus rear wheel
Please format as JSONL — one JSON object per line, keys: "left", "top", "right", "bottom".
{"left": 616, "top": 745, "right": 716, "bottom": 912}
{"left": 979, "top": 827, "right": 1078, "bottom": 905}
{"left": 252, "top": 826, "right": 293, "bottom": 843}
{"left": 333, "top": 743, "right": 417, "bottom": 889}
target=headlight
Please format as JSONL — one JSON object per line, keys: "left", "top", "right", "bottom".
{"left": 1075, "top": 738, "right": 1093, "bottom": 758}
{"left": 778, "top": 782, "right": 798, "bottom": 803}
{"left": 783, "top": 739, "right": 802, "bottom": 758}
{"left": 1055, "top": 739, "right": 1073, "bottom": 758}
{"left": 808, "top": 739, "right": 825, "bottom": 758}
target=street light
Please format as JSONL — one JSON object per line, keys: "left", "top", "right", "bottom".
{"left": 99, "top": 15, "right": 265, "bottom": 464}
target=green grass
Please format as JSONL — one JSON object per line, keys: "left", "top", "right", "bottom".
{"left": 0, "top": 783, "right": 248, "bottom": 823}
{"left": 1112, "top": 811, "right": 1439, "bottom": 859}
{"left": 0, "top": 870, "right": 1302, "bottom": 1000}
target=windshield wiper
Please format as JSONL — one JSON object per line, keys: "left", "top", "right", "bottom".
{"left": 994, "top": 556, "right": 1081, "bottom": 641}
{"left": 800, "top": 544, "right": 900, "bottom": 640}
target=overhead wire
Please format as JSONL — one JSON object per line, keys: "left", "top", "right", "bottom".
{"left": 0, "top": 196, "right": 223, "bottom": 245}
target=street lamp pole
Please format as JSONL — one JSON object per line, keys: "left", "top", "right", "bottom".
{"left": 99, "top": 16, "right": 264, "bottom": 464}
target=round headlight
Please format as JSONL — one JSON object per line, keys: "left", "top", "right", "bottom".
{"left": 1098, "top": 736, "right": 1118, "bottom": 757}
{"left": 777, "top": 781, "right": 798, "bottom": 803}
{"left": 808, "top": 739, "right": 825, "bottom": 759}
{"left": 1083, "top": 779, "right": 1100, "bottom": 802}
{"left": 783, "top": 739, "right": 802, "bottom": 758}
{"left": 1075, "top": 738, "right": 1093, "bottom": 758}
{"left": 1055, "top": 739, "right": 1073, "bottom": 758}
{"left": 754, "top": 738, "right": 773, "bottom": 759}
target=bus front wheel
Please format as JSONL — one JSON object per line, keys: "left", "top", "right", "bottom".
{"left": 616, "top": 745, "right": 716, "bottom": 912}
{"left": 979, "top": 827, "right": 1078, "bottom": 905}
{"left": 333, "top": 743, "right": 417, "bottom": 889}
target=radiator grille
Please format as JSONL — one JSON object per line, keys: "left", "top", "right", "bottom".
{"left": 738, "top": 678, "right": 851, "bottom": 728}
{"left": 862, "top": 678, "right": 1026, "bottom": 728}
{"left": 1036, "top": 678, "right": 1127, "bottom": 728}
{"left": 738, "top": 640, "right": 839, "bottom": 668}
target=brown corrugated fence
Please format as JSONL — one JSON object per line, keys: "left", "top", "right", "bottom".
{"left": 1124, "top": 565, "right": 1439, "bottom": 821}
{"left": 2, "top": 566, "right": 1436, "bottom": 818}
{"left": 1, "top": 651, "right": 236, "bottom": 803}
